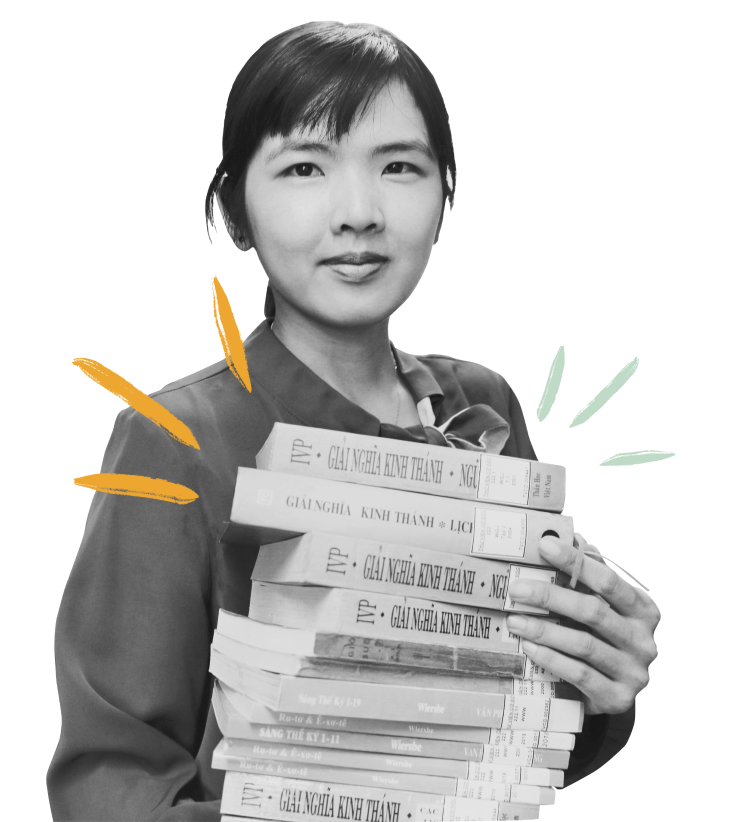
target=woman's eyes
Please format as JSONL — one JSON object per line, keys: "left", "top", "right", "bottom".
{"left": 383, "top": 161, "right": 418, "bottom": 175}
{"left": 282, "top": 161, "right": 418, "bottom": 177}
{"left": 284, "top": 163, "right": 323, "bottom": 178}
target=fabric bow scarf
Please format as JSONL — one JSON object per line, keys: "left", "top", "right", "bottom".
{"left": 379, "top": 397, "right": 510, "bottom": 455}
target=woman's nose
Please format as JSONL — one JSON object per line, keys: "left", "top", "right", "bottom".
{"left": 329, "top": 172, "right": 385, "bottom": 235}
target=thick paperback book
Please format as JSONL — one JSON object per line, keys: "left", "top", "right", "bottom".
{"left": 220, "top": 771, "right": 551, "bottom": 821}
{"left": 252, "top": 533, "right": 558, "bottom": 615}
{"left": 213, "top": 632, "right": 527, "bottom": 691}
{"left": 224, "top": 468, "right": 574, "bottom": 566}
{"left": 257, "top": 423, "right": 566, "bottom": 511}
{"left": 249, "top": 582, "right": 525, "bottom": 653}
{"left": 216, "top": 610, "right": 527, "bottom": 677}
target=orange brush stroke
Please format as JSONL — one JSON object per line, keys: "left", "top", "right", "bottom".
{"left": 212, "top": 277, "right": 252, "bottom": 393}
{"left": 74, "top": 473, "right": 198, "bottom": 504}
{"left": 73, "top": 359, "right": 200, "bottom": 450}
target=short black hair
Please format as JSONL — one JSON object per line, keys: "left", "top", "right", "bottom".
{"left": 205, "top": 21, "right": 456, "bottom": 235}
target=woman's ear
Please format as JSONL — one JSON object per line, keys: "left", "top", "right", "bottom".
{"left": 216, "top": 187, "right": 253, "bottom": 251}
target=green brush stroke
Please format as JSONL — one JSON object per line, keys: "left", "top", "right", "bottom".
{"left": 537, "top": 346, "right": 565, "bottom": 422}
{"left": 570, "top": 356, "right": 639, "bottom": 427}
{"left": 601, "top": 450, "right": 676, "bottom": 466}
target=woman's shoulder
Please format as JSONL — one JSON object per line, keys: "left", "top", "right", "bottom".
{"left": 103, "top": 353, "right": 257, "bottom": 483}
{"left": 147, "top": 356, "right": 237, "bottom": 423}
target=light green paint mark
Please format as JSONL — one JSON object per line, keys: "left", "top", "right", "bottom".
{"left": 570, "top": 356, "right": 639, "bottom": 427}
{"left": 601, "top": 450, "right": 675, "bottom": 466}
{"left": 537, "top": 346, "right": 565, "bottom": 422}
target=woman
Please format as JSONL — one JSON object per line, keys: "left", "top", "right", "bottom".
{"left": 48, "top": 21, "right": 658, "bottom": 821}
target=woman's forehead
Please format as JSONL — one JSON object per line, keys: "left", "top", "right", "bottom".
{"left": 261, "top": 82, "right": 431, "bottom": 158}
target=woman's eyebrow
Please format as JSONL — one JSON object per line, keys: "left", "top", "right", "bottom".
{"left": 265, "top": 137, "right": 435, "bottom": 164}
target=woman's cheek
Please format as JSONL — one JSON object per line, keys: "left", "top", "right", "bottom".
{"left": 390, "top": 186, "right": 443, "bottom": 248}
{"left": 264, "top": 196, "right": 327, "bottom": 255}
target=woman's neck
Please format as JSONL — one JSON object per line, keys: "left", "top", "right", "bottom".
{"left": 271, "top": 306, "right": 410, "bottom": 423}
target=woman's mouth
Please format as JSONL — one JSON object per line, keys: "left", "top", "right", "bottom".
{"left": 327, "top": 262, "right": 383, "bottom": 279}
{"left": 321, "top": 252, "right": 389, "bottom": 280}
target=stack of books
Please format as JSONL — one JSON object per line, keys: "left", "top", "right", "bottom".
{"left": 212, "top": 424, "right": 582, "bottom": 822}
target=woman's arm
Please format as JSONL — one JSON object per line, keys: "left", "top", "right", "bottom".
{"left": 47, "top": 408, "right": 221, "bottom": 821}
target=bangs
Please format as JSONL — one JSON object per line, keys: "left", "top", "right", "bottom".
{"left": 250, "top": 25, "right": 402, "bottom": 143}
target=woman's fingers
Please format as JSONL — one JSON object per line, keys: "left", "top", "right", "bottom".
{"left": 508, "top": 576, "right": 630, "bottom": 648}
{"left": 520, "top": 640, "right": 640, "bottom": 715}
{"left": 507, "top": 615, "right": 637, "bottom": 684}
{"left": 538, "top": 535, "right": 661, "bottom": 627}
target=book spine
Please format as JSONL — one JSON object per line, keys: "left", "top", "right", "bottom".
{"left": 252, "top": 533, "right": 558, "bottom": 615}
{"left": 217, "top": 609, "right": 526, "bottom": 677}
{"left": 249, "top": 582, "right": 522, "bottom": 654}
{"left": 456, "top": 780, "right": 555, "bottom": 806}
{"left": 219, "top": 738, "right": 470, "bottom": 778}
{"left": 487, "top": 730, "right": 575, "bottom": 750}
{"left": 227, "top": 468, "right": 574, "bottom": 566}
{"left": 213, "top": 630, "right": 526, "bottom": 689}
{"left": 257, "top": 423, "right": 565, "bottom": 512}
{"left": 308, "top": 634, "right": 525, "bottom": 677}
{"left": 482, "top": 745, "right": 571, "bottom": 779}
{"left": 272, "top": 672, "right": 582, "bottom": 732}
{"left": 274, "top": 675, "right": 583, "bottom": 731}
{"left": 212, "top": 753, "right": 459, "bottom": 794}
{"left": 220, "top": 771, "right": 504, "bottom": 822}
{"left": 220, "top": 683, "right": 498, "bottom": 743}
{"left": 483, "top": 746, "right": 570, "bottom": 769}
{"left": 221, "top": 724, "right": 487, "bottom": 761}
{"left": 465, "top": 762, "right": 563, "bottom": 787}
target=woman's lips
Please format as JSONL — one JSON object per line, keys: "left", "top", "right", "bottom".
{"left": 326, "top": 261, "right": 385, "bottom": 279}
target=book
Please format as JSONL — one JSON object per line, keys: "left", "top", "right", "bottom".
{"left": 213, "top": 682, "right": 570, "bottom": 767}
{"left": 252, "top": 533, "right": 559, "bottom": 615}
{"left": 220, "top": 772, "right": 553, "bottom": 821}
{"left": 217, "top": 609, "right": 561, "bottom": 683}
{"left": 210, "top": 650, "right": 585, "bottom": 732}
{"left": 216, "top": 610, "right": 526, "bottom": 677}
{"left": 214, "top": 682, "right": 577, "bottom": 749}
{"left": 213, "top": 738, "right": 565, "bottom": 785}
{"left": 214, "top": 757, "right": 544, "bottom": 817}
{"left": 223, "top": 468, "right": 574, "bottom": 567}
{"left": 213, "top": 633, "right": 574, "bottom": 695}
{"left": 257, "top": 423, "right": 566, "bottom": 512}
{"left": 248, "top": 582, "right": 525, "bottom": 653}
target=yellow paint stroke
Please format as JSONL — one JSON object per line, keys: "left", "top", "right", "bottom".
{"left": 73, "top": 358, "right": 200, "bottom": 449}
{"left": 212, "top": 277, "right": 252, "bottom": 393}
{"left": 74, "top": 473, "right": 198, "bottom": 504}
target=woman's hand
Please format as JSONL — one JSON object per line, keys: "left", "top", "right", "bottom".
{"left": 506, "top": 533, "right": 659, "bottom": 715}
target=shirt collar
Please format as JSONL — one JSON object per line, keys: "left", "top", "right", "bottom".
{"left": 243, "top": 320, "right": 444, "bottom": 435}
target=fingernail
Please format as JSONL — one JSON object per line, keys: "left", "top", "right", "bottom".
{"left": 508, "top": 582, "right": 532, "bottom": 599}
{"left": 521, "top": 640, "right": 539, "bottom": 654}
{"left": 538, "top": 539, "right": 561, "bottom": 559}
{"left": 506, "top": 616, "right": 527, "bottom": 632}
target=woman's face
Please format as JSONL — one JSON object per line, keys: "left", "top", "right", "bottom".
{"left": 243, "top": 81, "right": 445, "bottom": 330}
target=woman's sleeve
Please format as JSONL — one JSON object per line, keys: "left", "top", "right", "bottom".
{"left": 47, "top": 407, "right": 221, "bottom": 821}
{"left": 502, "top": 382, "right": 637, "bottom": 786}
